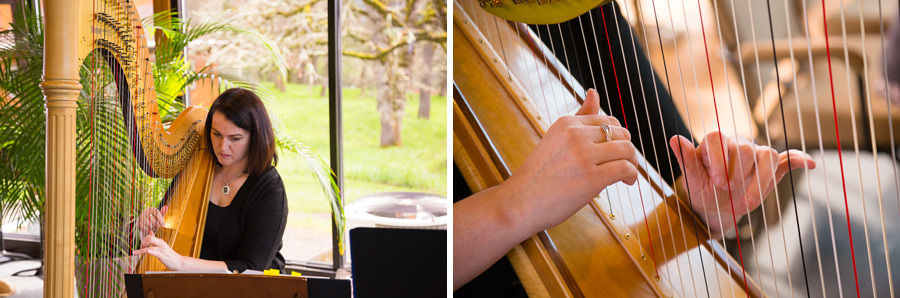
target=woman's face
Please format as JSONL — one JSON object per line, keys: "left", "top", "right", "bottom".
{"left": 210, "top": 112, "right": 251, "bottom": 168}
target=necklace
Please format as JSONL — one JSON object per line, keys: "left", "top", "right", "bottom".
{"left": 220, "top": 169, "right": 244, "bottom": 195}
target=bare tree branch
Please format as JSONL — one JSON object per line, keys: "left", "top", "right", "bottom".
{"left": 361, "top": 0, "right": 408, "bottom": 27}
{"left": 342, "top": 31, "right": 445, "bottom": 61}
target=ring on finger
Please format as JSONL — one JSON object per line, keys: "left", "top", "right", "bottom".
{"left": 601, "top": 123, "right": 612, "bottom": 142}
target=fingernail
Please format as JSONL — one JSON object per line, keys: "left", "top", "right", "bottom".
{"left": 716, "top": 177, "right": 726, "bottom": 187}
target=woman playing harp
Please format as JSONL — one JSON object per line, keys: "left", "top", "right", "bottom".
{"left": 134, "top": 88, "right": 289, "bottom": 273}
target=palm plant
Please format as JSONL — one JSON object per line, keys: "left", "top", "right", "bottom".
{"left": 0, "top": 1, "right": 343, "bottom": 295}
{"left": 0, "top": 0, "right": 45, "bottom": 225}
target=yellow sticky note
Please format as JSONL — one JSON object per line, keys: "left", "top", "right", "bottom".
{"left": 291, "top": 271, "right": 302, "bottom": 277}
{"left": 264, "top": 269, "right": 280, "bottom": 276}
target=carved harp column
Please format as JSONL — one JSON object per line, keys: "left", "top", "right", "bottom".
{"left": 43, "top": 0, "right": 214, "bottom": 296}
{"left": 43, "top": 1, "right": 81, "bottom": 297}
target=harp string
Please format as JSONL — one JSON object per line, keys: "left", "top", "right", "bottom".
{"left": 574, "top": 14, "right": 617, "bottom": 218}
{"left": 691, "top": 1, "right": 756, "bottom": 296}
{"left": 141, "top": 13, "right": 148, "bottom": 272}
{"left": 626, "top": 5, "right": 696, "bottom": 293}
{"left": 643, "top": 0, "right": 713, "bottom": 296}
{"left": 113, "top": 2, "right": 120, "bottom": 292}
{"left": 534, "top": 24, "right": 561, "bottom": 120}
{"left": 880, "top": 0, "right": 900, "bottom": 228}
{"left": 671, "top": 0, "right": 740, "bottom": 295}
{"left": 876, "top": 0, "right": 900, "bottom": 294}
{"left": 524, "top": 23, "right": 557, "bottom": 137}
{"left": 742, "top": 0, "right": 802, "bottom": 294}
{"left": 646, "top": 1, "right": 727, "bottom": 296}
{"left": 761, "top": 0, "right": 814, "bottom": 295}
{"left": 654, "top": 2, "right": 734, "bottom": 296}
{"left": 556, "top": 23, "right": 576, "bottom": 115}
{"left": 617, "top": 0, "right": 689, "bottom": 291}
{"left": 577, "top": 12, "right": 633, "bottom": 252}
{"left": 601, "top": 8, "right": 659, "bottom": 284}
{"left": 819, "top": 0, "right": 863, "bottom": 295}
{"left": 492, "top": 16, "right": 512, "bottom": 82}
{"left": 608, "top": 3, "right": 678, "bottom": 282}
{"left": 840, "top": 0, "right": 878, "bottom": 296}
{"left": 110, "top": 0, "right": 116, "bottom": 287}
{"left": 97, "top": 1, "right": 104, "bottom": 294}
{"left": 532, "top": 26, "right": 563, "bottom": 119}
{"left": 133, "top": 1, "right": 141, "bottom": 275}
{"left": 776, "top": 0, "right": 832, "bottom": 294}
{"left": 833, "top": 0, "right": 879, "bottom": 294}
{"left": 86, "top": 0, "right": 96, "bottom": 293}
{"left": 708, "top": 0, "right": 772, "bottom": 294}
{"left": 596, "top": 6, "right": 662, "bottom": 278}
{"left": 550, "top": 23, "right": 575, "bottom": 117}
{"left": 852, "top": 0, "right": 896, "bottom": 294}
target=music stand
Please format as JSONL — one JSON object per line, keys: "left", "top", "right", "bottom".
{"left": 124, "top": 273, "right": 351, "bottom": 298}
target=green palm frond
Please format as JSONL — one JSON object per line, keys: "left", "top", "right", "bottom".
{"left": 144, "top": 11, "right": 288, "bottom": 116}
{"left": 0, "top": 0, "right": 47, "bottom": 223}
{"left": 275, "top": 134, "right": 345, "bottom": 253}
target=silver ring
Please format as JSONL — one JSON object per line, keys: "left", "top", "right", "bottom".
{"left": 601, "top": 123, "right": 612, "bottom": 142}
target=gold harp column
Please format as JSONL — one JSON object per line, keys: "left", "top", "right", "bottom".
{"left": 41, "top": 0, "right": 80, "bottom": 297}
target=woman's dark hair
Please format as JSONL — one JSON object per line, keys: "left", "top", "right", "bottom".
{"left": 204, "top": 88, "right": 278, "bottom": 175}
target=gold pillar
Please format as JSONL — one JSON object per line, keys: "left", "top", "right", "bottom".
{"left": 42, "top": 0, "right": 81, "bottom": 297}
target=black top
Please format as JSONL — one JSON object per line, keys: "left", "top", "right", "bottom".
{"left": 199, "top": 166, "right": 288, "bottom": 273}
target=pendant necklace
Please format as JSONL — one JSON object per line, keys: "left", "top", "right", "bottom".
{"left": 221, "top": 170, "right": 244, "bottom": 195}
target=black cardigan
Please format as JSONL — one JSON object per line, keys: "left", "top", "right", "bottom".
{"left": 199, "top": 166, "right": 288, "bottom": 272}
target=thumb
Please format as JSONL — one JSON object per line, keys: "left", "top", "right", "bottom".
{"left": 670, "top": 135, "right": 703, "bottom": 180}
{"left": 160, "top": 205, "right": 168, "bottom": 215}
{"left": 576, "top": 88, "right": 601, "bottom": 116}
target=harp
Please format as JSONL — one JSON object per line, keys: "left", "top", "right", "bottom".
{"left": 43, "top": 0, "right": 214, "bottom": 297}
{"left": 454, "top": 0, "right": 899, "bottom": 297}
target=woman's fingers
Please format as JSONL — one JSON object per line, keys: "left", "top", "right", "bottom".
{"left": 151, "top": 208, "right": 165, "bottom": 229}
{"left": 582, "top": 125, "right": 630, "bottom": 143}
{"left": 744, "top": 147, "right": 780, "bottom": 206}
{"left": 580, "top": 140, "right": 638, "bottom": 167}
{"left": 576, "top": 88, "right": 601, "bottom": 116}
{"left": 699, "top": 133, "right": 730, "bottom": 188}
{"left": 140, "top": 230, "right": 168, "bottom": 250}
{"left": 562, "top": 124, "right": 629, "bottom": 145}
{"left": 156, "top": 206, "right": 167, "bottom": 224}
{"left": 571, "top": 114, "right": 623, "bottom": 130}
{"left": 734, "top": 141, "right": 756, "bottom": 187}
{"left": 670, "top": 135, "right": 704, "bottom": 182}
{"left": 775, "top": 150, "right": 816, "bottom": 181}
{"left": 594, "top": 159, "right": 640, "bottom": 186}
{"left": 133, "top": 247, "right": 163, "bottom": 260}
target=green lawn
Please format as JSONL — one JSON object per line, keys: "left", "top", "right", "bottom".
{"left": 264, "top": 82, "right": 447, "bottom": 228}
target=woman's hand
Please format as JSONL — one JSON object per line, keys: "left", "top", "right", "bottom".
{"left": 670, "top": 133, "right": 816, "bottom": 235}
{"left": 454, "top": 88, "right": 640, "bottom": 289}
{"left": 503, "top": 88, "right": 640, "bottom": 232}
{"left": 132, "top": 230, "right": 185, "bottom": 271}
{"left": 137, "top": 205, "right": 167, "bottom": 235}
